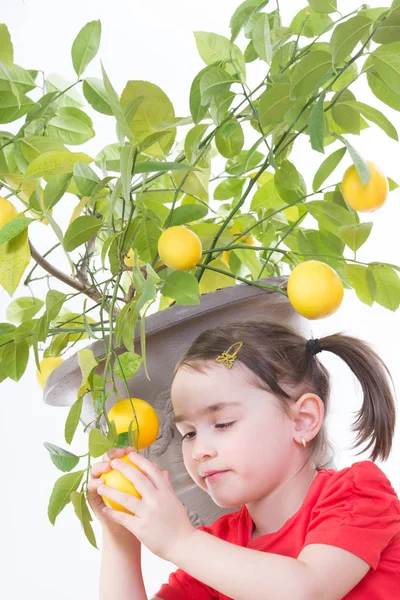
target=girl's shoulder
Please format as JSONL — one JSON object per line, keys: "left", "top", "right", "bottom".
{"left": 311, "top": 459, "right": 400, "bottom": 519}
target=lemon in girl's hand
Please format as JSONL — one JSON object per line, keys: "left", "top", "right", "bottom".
{"left": 100, "top": 455, "right": 142, "bottom": 514}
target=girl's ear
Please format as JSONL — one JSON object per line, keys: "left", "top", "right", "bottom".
{"left": 292, "top": 393, "right": 324, "bottom": 440}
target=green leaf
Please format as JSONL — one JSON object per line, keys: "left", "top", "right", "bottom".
{"left": 71, "top": 20, "right": 102, "bottom": 77}
{"left": 190, "top": 66, "right": 212, "bottom": 124}
{"left": 194, "top": 32, "right": 246, "bottom": 81}
{"left": 101, "top": 62, "right": 135, "bottom": 145}
{"left": 252, "top": 14, "right": 272, "bottom": 63}
{"left": 331, "top": 90, "right": 361, "bottom": 135}
{"left": 338, "top": 222, "right": 373, "bottom": 251}
{"left": 22, "top": 150, "right": 93, "bottom": 180}
{"left": 43, "top": 442, "right": 80, "bottom": 472}
{"left": 162, "top": 271, "right": 200, "bottom": 305}
{"left": 2, "top": 340, "right": 29, "bottom": 381}
{"left": 0, "top": 322, "right": 16, "bottom": 347}
{"left": 371, "top": 42, "right": 400, "bottom": 95}
{"left": 63, "top": 215, "right": 103, "bottom": 252}
{"left": 133, "top": 161, "right": 194, "bottom": 174}
{"left": 367, "top": 68, "right": 400, "bottom": 111}
{"left": 167, "top": 204, "right": 208, "bottom": 226}
{"left": 373, "top": 7, "right": 400, "bottom": 44}
{"left": 306, "top": 199, "right": 357, "bottom": 237}
{"left": 329, "top": 15, "right": 373, "bottom": 65}
{"left": 82, "top": 77, "right": 112, "bottom": 115}
{"left": 73, "top": 161, "right": 100, "bottom": 196}
{"left": 274, "top": 159, "right": 307, "bottom": 202}
{"left": 290, "top": 7, "right": 333, "bottom": 38}
{"left": 0, "top": 25, "right": 14, "bottom": 70}
{"left": 0, "top": 216, "right": 33, "bottom": 245}
{"left": 184, "top": 123, "right": 209, "bottom": 164}
{"left": 307, "top": 0, "right": 337, "bottom": 13}
{"left": 70, "top": 491, "right": 98, "bottom": 549}
{"left": 6, "top": 297, "right": 44, "bottom": 325}
{"left": 308, "top": 91, "right": 326, "bottom": 152}
{"left": 65, "top": 396, "right": 84, "bottom": 445}
{"left": 48, "top": 470, "right": 85, "bottom": 525}
{"left": 20, "top": 135, "right": 66, "bottom": 163}
{"left": 78, "top": 348, "right": 98, "bottom": 387}
{"left": 0, "top": 64, "right": 36, "bottom": 94}
{"left": 388, "top": 177, "right": 399, "bottom": 190}
{"left": 0, "top": 224, "right": 30, "bottom": 296}
{"left": 134, "top": 218, "right": 161, "bottom": 263}
{"left": 214, "top": 177, "right": 245, "bottom": 200}
{"left": 46, "top": 107, "right": 95, "bottom": 145}
{"left": 46, "top": 73, "right": 84, "bottom": 108}
{"left": 230, "top": 0, "right": 269, "bottom": 42}
{"left": 338, "top": 135, "right": 370, "bottom": 185}
{"left": 14, "top": 319, "right": 36, "bottom": 344}
{"left": 43, "top": 172, "right": 72, "bottom": 210}
{"left": 258, "top": 82, "right": 296, "bottom": 128}
{"left": 114, "top": 351, "right": 142, "bottom": 380}
{"left": 198, "top": 258, "right": 235, "bottom": 294}
{"left": 200, "top": 67, "right": 237, "bottom": 105}
{"left": 215, "top": 120, "right": 244, "bottom": 158}
{"left": 225, "top": 149, "right": 264, "bottom": 176}
{"left": 120, "top": 80, "right": 175, "bottom": 157}
{"left": 344, "top": 264, "right": 374, "bottom": 306}
{"left": 0, "top": 90, "right": 34, "bottom": 123}
{"left": 120, "top": 142, "right": 135, "bottom": 203}
{"left": 250, "top": 172, "right": 284, "bottom": 211}
{"left": 370, "top": 264, "right": 400, "bottom": 310}
{"left": 342, "top": 100, "right": 398, "bottom": 140}
{"left": 89, "top": 428, "right": 113, "bottom": 458}
{"left": 290, "top": 50, "right": 332, "bottom": 99}
{"left": 46, "top": 290, "right": 66, "bottom": 322}
{"left": 312, "top": 146, "right": 346, "bottom": 191}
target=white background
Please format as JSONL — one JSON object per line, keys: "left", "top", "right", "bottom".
{"left": 2, "top": 0, "right": 400, "bottom": 598}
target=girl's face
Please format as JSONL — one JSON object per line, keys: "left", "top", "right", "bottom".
{"left": 171, "top": 361, "right": 297, "bottom": 508}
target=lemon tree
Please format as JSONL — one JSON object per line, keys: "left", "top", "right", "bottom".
{"left": 2, "top": 1, "right": 400, "bottom": 547}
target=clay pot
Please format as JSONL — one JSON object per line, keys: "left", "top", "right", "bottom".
{"left": 44, "top": 276, "right": 310, "bottom": 527}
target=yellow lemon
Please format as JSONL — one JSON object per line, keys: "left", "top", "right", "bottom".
{"left": 124, "top": 248, "right": 143, "bottom": 268}
{"left": 221, "top": 225, "right": 256, "bottom": 265}
{"left": 107, "top": 398, "right": 160, "bottom": 449}
{"left": 341, "top": 161, "right": 389, "bottom": 212}
{"left": 36, "top": 357, "right": 64, "bottom": 388}
{"left": 157, "top": 226, "right": 202, "bottom": 270}
{"left": 287, "top": 260, "right": 344, "bottom": 320}
{"left": 100, "top": 454, "right": 142, "bottom": 514}
{"left": 0, "top": 196, "right": 17, "bottom": 229}
{"left": 124, "top": 248, "right": 163, "bottom": 270}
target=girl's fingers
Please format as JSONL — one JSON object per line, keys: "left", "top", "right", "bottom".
{"left": 110, "top": 452, "right": 163, "bottom": 493}
{"left": 101, "top": 446, "right": 137, "bottom": 462}
{"left": 97, "top": 484, "right": 141, "bottom": 515}
{"left": 91, "top": 447, "right": 138, "bottom": 479}
{"left": 88, "top": 477, "right": 106, "bottom": 493}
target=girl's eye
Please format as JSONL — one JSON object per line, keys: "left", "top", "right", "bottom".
{"left": 181, "top": 422, "right": 235, "bottom": 442}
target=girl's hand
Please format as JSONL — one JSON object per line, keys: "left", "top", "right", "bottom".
{"left": 88, "top": 445, "right": 138, "bottom": 539}
{"left": 96, "top": 450, "right": 196, "bottom": 561}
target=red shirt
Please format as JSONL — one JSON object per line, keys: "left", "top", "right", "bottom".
{"left": 156, "top": 461, "right": 400, "bottom": 599}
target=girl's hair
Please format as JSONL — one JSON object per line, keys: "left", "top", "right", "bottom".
{"left": 172, "top": 320, "right": 397, "bottom": 468}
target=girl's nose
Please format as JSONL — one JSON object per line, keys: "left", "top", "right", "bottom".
{"left": 192, "top": 440, "right": 217, "bottom": 462}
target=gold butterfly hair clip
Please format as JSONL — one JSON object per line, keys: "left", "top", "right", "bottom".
{"left": 215, "top": 341, "right": 244, "bottom": 369}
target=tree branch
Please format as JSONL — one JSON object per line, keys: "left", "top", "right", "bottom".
{"left": 28, "top": 240, "right": 121, "bottom": 318}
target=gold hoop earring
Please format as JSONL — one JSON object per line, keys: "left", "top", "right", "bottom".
{"left": 300, "top": 436, "right": 307, "bottom": 448}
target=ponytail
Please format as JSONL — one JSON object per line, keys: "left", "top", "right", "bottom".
{"left": 315, "top": 333, "right": 397, "bottom": 462}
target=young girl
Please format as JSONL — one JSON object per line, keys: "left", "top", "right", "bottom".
{"left": 89, "top": 320, "right": 400, "bottom": 600}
